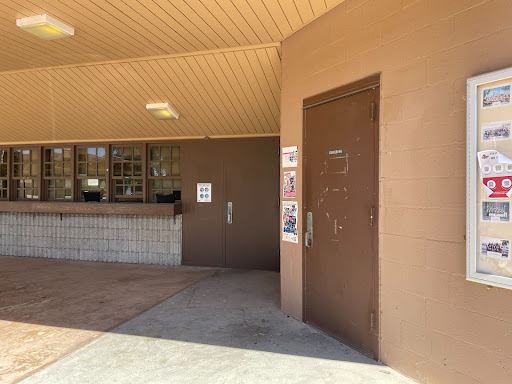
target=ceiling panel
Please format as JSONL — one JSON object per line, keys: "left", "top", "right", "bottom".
{"left": 0, "top": 0, "right": 345, "bottom": 72}
{"left": 0, "top": 45, "right": 281, "bottom": 144}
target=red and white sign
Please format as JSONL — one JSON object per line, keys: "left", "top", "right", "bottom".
{"left": 478, "top": 150, "right": 512, "bottom": 198}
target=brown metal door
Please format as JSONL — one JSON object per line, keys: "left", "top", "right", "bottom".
{"left": 182, "top": 138, "right": 279, "bottom": 271}
{"left": 224, "top": 138, "right": 280, "bottom": 271}
{"left": 304, "top": 86, "right": 379, "bottom": 357}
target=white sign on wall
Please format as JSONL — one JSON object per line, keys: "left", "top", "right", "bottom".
{"left": 197, "top": 183, "right": 212, "bottom": 203}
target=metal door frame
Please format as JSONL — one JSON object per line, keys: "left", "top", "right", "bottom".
{"left": 301, "top": 73, "right": 381, "bottom": 360}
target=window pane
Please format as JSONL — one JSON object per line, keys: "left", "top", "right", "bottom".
{"left": 161, "top": 146, "right": 171, "bottom": 161}
{"left": 98, "top": 161, "right": 106, "bottom": 176}
{"left": 22, "top": 150, "right": 31, "bottom": 162}
{"left": 113, "top": 163, "right": 122, "bottom": 176}
{"left": 161, "top": 161, "right": 170, "bottom": 177}
{"left": 173, "top": 180, "right": 182, "bottom": 189}
{"left": 45, "top": 149, "right": 52, "bottom": 162}
{"left": 171, "top": 146, "right": 180, "bottom": 161}
{"left": 23, "top": 164, "right": 30, "bottom": 177}
{"left": 97, "top": 147, "right": 106, "bottom": 160}
{"left": 87, "top": 163, "right": 97, "bottom": 177}
{"left": 45, "top": 164, "right": 52, "bottom": 177}
{"left": 64, "top": 148, "right": 71, "bottom": 161}
{"left": 123, "top": 147, "right": 133, "bottom": 161}
{"left": 78, "top": 148, "right": 87, "bottom": 162}
{"left": 13, "top": 165, "right": 20, "bottom": 177}
{"left": 150, "top": 146, "right": 160, "bottom": 161}
{"left": 153, "top": 180, "right": 162, "bottom": 189}
{"left": 133, "top": 147, "right": 142, "bottom": 161}
{"left": 123, "top": 163, "right": 132, "bottom": 176}
{"left": 54, "top": 162, "right": 63, "bottom": 177}
{"left": 150, "top": 162, "right": 159, "bottom": 177}
{"left": 133, "top": 163, "right": 142, "bottom": 177}
{"left": 64, "top": 163, "right": 71, "bottom": 177}
{"left": 171, "top": 162, "right": 180, "bottom": 176}
{"left": 113, "top": 147, "right": 122, "bottom": 160}
{"left": 65, "top": 179, "right": 72, "bottom": 189}
{"left": 31, "top": 164, "right": 39, "bottom": 177}
{"left": 78, "top": 163, "right": 87, "bottom": 176}
{"left": 54, "top": 148, "right": 63, "bottom": 162}
{"left": 1, "top": 164, "right": 8, "bottom": 177}
{"left": 87, "top": 147, "right": 96, "bottom": 162}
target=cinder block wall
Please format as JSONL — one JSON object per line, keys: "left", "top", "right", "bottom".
{"left": 281, "top": 0, "right": 512, "bottom": 382}
{"left": 0, "top": 213, "right": 182, "bottom": 265}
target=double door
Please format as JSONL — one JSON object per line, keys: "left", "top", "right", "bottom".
{"left": 182, "top": 138, "right": 279, "bottom": 271}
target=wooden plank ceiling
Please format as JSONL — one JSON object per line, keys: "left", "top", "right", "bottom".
{"left": 0, "top": 0, "right": 346, "bottom": 143}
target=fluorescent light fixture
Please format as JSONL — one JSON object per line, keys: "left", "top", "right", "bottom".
{"left": 16, "top": 14, "right": 74, "bottom": 40}
{"left": 146, "top": 103, "right": 179, "bottom": 120}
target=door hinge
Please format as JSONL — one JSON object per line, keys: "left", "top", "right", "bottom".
{"left": 370, "top": 207, "right": 376, "bottom": 226}
{"left": 370, "top": 311, "right": 376, "bottom": 332}
{"left": 371, "top": 102, "right": 377, "bottom": 121}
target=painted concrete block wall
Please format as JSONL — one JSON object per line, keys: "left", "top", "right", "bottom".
{"left": 0, "top": 213, "right": 182, "bottom": 266}
{"left": 281, "top": 0, "right": 512, "bottom": 382}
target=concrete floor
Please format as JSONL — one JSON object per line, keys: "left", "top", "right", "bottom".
{"left": 18, "top": 268, "right": 414, "bottom": 384}
{"left": 0, "top": 256, "right": 216, "bottom": 383}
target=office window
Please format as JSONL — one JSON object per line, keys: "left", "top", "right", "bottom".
{"left": 77, "top": 146, "right": 107, "bottom": 201}
{"left": 0, "top": 149, "right": 8, "bottom": 200}
{"left": 112, "top": 145, "right": 143, "bottom": 202}
{"left": 44, "top": 148, "right": 72, "bottom": 200}
{"left": 12, "top": 148, "right": 39, "bottom": 200}
{"left": 148, "top": 145, "right": 181, "bottom": 202}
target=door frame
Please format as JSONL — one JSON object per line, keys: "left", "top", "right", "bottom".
{"left": 301, "top": 74, "right": 381, "bottom": 360}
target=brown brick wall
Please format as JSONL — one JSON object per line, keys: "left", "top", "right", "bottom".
{"left": 280, "top": 0, "right": 512, "bottom": 382}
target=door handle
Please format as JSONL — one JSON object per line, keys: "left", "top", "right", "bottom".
{"left": 306, "top": 212, "right": 313, "bottom": 248}
{"left": 227, "top": 202, "right": 233, "bottom": 224}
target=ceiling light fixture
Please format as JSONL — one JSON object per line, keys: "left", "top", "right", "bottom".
{"left": 16, "top": 14, "right": 74, "bottom": 40}
{"left": 146, "top": 103, "right": 179, "bottom": 120}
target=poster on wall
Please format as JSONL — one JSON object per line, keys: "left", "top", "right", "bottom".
{"left": 467, "top": 67, "right": 512, "bottom": 290}
{"left": 480, "top": 236, "right": 510, "bottom": 260}
{"left": 197, "top": 183, "right": 212, "bottom": 203}
{"left": 482, "top": 84, "right": 511, "bottom": 108}
{"left": 482, "top": 121, "right": 512, "bottom": 141}
{"left": 482, "top": 201, "right": 510, "bottom": 222}
{"left": 477, "top": 150, "right": 512, "bottom": 198}
{"left": 282, "top": 201, "right": 298, "bottom": 243}
{"left": 282, "top": 146, "right": 298, "bottom": 168}
{"left": 283, "top": 171, "right": 296, "bottom": 198}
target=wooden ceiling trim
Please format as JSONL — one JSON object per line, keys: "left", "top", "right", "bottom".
{"left": 232, "top": 50, "right": 279, "bottom": 132}
{"left": 259, "top": 0, "right": 293, "bottom": 37}
{"left": 98, "top": 0, "right": 187, "bottom": 53}
{"left": 196, "top": 0, "right": 252, "bottom": 46}
{"left": 194, "top": 54, "right": 252, "bottom": 135}
{"left": 180, "top": 56, "right": 240, "bottom": 135}
{"left": 82, "top": 65, "right": 163, "bottom": 137}
{"left": 153, "top": 58, "right": 215, "bottom": 137}
{"left": 125, "top": 61, "right": 194, "bottom": 137}
{"left": 212, "top": 52, "right": 266, "bottom": 133}
{"left": 0, "top": 46, "right": 282, "bottom": 143}
{"left": 167, "top": 1, "right": 230, "bottom": 49}
{"left": 203, "top": 54, "right": 258, "bottom": 134}
{"left": 136, "top": 1, "right": 207, "bottom": 52}
{"left": 106, "top": 63, "right": 171, "bottom": 138}
{"left": 170, "top": 57, "right": 231, "bottom": 135}
{"left": 142, "top": 60, "right": 209, "bottom": 136}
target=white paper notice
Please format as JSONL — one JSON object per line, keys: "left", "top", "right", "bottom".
{"left": 197, "top": 183, "right": 212, "bottom": 202}
{"left": 477, "top": 150, "right": 512, "bottom": 198}
{"left": 482, "top": 121, "right": 512, "bottom": 141}
{"left": 480, "top": 236, "right": 510, "bottom": 260}
{"left": 282, "top": 201, "right": 298, "bottom": 243}
{"left": 282, "top": 146, "right": 298, "bottom": 168}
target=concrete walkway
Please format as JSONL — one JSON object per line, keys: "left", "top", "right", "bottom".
{"left": 21, "top": 269, "right": 414, "bottom": 384}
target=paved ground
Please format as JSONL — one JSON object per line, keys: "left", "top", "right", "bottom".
{"left": 19, "top": 268, "right": 414, "bottom": 384}
{"left": 0, "top": 256, "right": 216, "bottom": 383}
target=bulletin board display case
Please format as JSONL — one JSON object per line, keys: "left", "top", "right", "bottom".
{"left": 467, "top": 66, "right": 512, "bottom": 289}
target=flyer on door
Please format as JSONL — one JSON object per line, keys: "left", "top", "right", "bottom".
{"left": 477, "top": 150, "right": 512, "bottom": 198}
{"left": 282, "top": 201, "right": 298, "bottom": 243}
{"left": 197, "top": 183, "right": 212, "bottom": 202}
{"left": 480, "top": 236, "right": 510, "bottom": 260}
{"left": 283, "top": 171, "right": 296, "bottom": 198}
